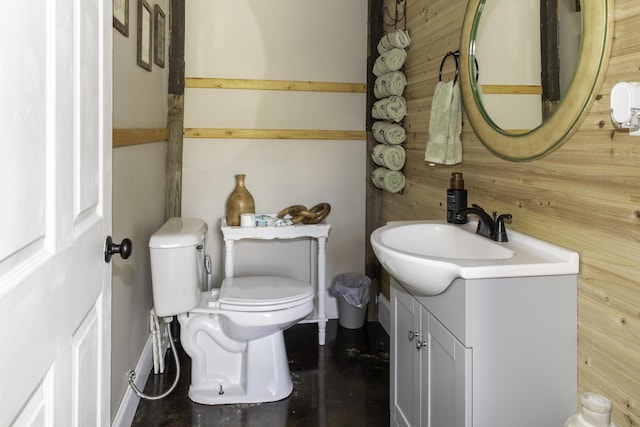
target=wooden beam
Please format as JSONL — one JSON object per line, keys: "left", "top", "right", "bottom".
{"left": 112, "top": 128, "right": 170, "bottom": 147}
{"left": 166, "top": 0, "right": 185, "bottom": 220}
{"left": 185, "top": 77, "right": 366, "bottom": 93}
{"left": 540, "top": 0, "right": 560, "bottom": 119}
{"left": 366, "top": 0, "right": 385, "bottom": 318}
{"left": 184, "top": 128, "right": 365, "bottom": 140}
{"left": 481, "top": 85, "right": 543, "bottom": 95}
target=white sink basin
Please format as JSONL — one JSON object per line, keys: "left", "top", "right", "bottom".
{"left": 370, "top": 220, "right": 579, "bottom": 296}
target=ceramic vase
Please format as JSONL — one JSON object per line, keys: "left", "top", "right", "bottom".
{"left": 225, "top": 174, "right": 255, "bottom": 226}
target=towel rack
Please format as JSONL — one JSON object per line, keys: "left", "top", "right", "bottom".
{"left": 439, "top": 50, "right": 479, "bottom": 85}
{"left": 383, "top": 0, "right": 406, "bottom": 31}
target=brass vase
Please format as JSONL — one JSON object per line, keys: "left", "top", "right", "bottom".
{"left": 225, "top": 174, "right": 255, "bottom": 226}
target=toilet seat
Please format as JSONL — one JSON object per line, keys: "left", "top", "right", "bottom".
{"left": 215, "top": 276, "right": 314, "bottom": 312}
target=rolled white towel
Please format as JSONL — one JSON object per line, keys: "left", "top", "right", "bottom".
{"left": 377, "top": 30, "right": 411, "bottom": 54}
{"left": 373, "top": 48, "right": 408, "bottom": 77}
{"left": 372, "top": 144, "right": 406, "bottom": 171}
{"left": 372, "top": 96, "right": 407, "bottom": 123}
{"left": 374, "top": 71, "right": 407, "bottom": 99}
{"left": 371, "top": 167, "right": 405, "bottom": 193}
{"left": 372, "top": 121, "right": 406, "bottom": 145}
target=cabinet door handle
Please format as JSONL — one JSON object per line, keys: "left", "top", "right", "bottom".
{"left": 408, "top": 330, "right": 419, "bottom": 342}
{"left": 416, "top": 340, "right": 427, "bottom": 350}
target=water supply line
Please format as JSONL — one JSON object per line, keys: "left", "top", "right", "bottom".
{"left": 128, "top": 318, "right": 180, "bottom": 400}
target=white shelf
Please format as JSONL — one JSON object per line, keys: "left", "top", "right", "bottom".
{"left": 221, "top": 217, "right": 330, "bottom": 240}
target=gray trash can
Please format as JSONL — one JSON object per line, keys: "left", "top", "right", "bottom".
{"left": 329, "top": 273, "right": 371, "bottom": 329}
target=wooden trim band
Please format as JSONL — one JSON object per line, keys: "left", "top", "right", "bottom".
{"left": 184, "top": 128, "right": 366, "bottom": 140}
{"left": 185, "top": 77, "right": 367, "bottom": 93}
{"left": 480, "top": 85, "right": 543, "bottom": 95}
{"left": 112, "top": 128, "right": 170, "bottom": 147}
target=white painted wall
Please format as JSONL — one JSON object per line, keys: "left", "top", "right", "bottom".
{"left": 475, "top": 0, "right": 542, "bottom": 130}
{"left": 182, "top": 0, "right": 368, "bottom": 318}
{"left": 111, "top": 0, "right": 169, "bottom": 420}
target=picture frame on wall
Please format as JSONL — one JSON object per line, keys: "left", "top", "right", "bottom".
{"left": 113, "top": 0, "right": 129, "bottom": 37}
{"left": 154, "top": 5, "right": 166, "bottom": 68}
{"left": 136, "top": 0, "right": 153, "bottom": 71}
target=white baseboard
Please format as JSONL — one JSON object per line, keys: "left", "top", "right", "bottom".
{"left": 111, "top": 334, "right": 153, "bottom": 427}
{"left": 377, "top": 294, "right": 390, "bottom": 336}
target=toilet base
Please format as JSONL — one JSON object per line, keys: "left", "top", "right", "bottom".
{"left": 188, "top": 376, "right": 293, "bottom": 405}
{"left": 182, "top": 324, "right": 295, "bottom": 405}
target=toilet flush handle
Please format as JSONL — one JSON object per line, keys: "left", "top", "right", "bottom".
{"left": 104, "top": 236, "right": 133, "bottom": 262}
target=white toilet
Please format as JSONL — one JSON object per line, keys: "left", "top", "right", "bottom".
{"left": 149, "top": 217, "right": 314, "bottom": 405}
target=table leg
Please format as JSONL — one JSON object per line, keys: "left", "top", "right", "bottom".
{"left": 317, "top": 237, "right": 327, "bottom": 345}
{"left": 224, "top": 239, "right": 235, "bottom": 279}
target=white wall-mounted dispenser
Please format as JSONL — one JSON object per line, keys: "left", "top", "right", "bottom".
{"left": 611, "top": 82, "right": 640, "bottom": 136}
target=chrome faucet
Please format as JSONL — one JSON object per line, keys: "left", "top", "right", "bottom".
{"left": 454, "top": 204, "right": 512, "bottom": 242}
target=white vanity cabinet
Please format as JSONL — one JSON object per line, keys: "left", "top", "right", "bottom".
{"left": 390, "top": 273, "right": 577, "bottom": 427}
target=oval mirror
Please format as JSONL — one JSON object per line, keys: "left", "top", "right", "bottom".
{"left": 459, "top": 0, "right": 613, "bottom": 161}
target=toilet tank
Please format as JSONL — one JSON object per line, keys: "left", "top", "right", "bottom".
{"left": 149, "top": 217, "right": 208, "bottom": 317}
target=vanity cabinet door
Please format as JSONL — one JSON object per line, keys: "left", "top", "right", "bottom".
{"left": 391, "top": 280, "right": 471, "bottom": 427}
{"left": 426, "top": 312, "right": 471, "bottom": 427}
{"left": 391, "top": 284, "right": 421, "bottom": 427}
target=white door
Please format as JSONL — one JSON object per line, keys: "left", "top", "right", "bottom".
{"left": 0, "top": 0, "right": 112, "bottom": 426}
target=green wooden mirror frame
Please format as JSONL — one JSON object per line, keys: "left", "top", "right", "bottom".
{"left": 459, "top": 0, "right": 614, "bottom": 161}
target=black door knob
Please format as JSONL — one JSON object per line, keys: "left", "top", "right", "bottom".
{"left": 105, "top": 236, "right": 133, "bottom": 263}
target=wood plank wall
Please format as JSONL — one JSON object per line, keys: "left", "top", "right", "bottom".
{"left": 377, "top": 0, "right": 640, "bottom": 424}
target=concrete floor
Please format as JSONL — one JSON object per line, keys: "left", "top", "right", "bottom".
{"left": 131, "top": 320, "right": 390, "bottom": 426}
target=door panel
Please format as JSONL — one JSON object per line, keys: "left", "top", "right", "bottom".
{"left": 73, "top": 305, "right": 101, "bottom": 427}
{"left": 0, "top": 2, "right": 47, "bottom": 269}
{"left": 74, "top": 0, "right": 102, "bottom": 221}
{"left": 11, "top": 370, "right": 54, "bottom": 426}
{"left": 428, "top": 313, "right": 471, "bottom": 427}
{"left": 392, "top": 284, "right": 419, "bottom": 427}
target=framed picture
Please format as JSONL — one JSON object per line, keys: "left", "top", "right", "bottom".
{"left": 154, "top": 5, "right": 166, "bottom": 68}
{"left": 137, "top": 0, "right": 153, "bottom": 71}
{"left": 113, "top": 0, "right": 129, "bottom": 37}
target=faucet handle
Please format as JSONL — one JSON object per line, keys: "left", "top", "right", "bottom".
{"left": 492, "top": 213, "right": 512, "bottom": 242}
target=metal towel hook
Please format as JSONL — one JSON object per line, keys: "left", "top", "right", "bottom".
{"left": 439, "top": 50, "right": 479, "bottom": 85}
{"left": 439, "top": 51, "right": 460, "bottom": 85}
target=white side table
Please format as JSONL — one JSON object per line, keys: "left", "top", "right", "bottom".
{"left": 220, "top": 217, "right": 331, "bottom": 345}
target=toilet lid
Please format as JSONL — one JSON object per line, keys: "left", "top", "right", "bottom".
{"left": 219, "top": 276, "right": 314, "bottom": 308}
